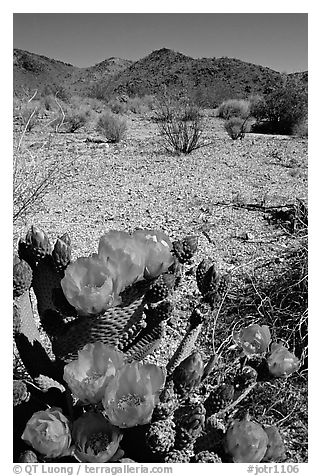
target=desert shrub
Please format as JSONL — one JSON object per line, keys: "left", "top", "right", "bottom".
{"left": 127, "top": 96, "right": 148, "bottom": 114}
{"left": 13, "top": 129, "right": 76, "bottom": 223}
{"left": 107, "top": 99, "right": 128, "bottom": 114}
{"left": 41, "top": 95, "right": 56, "bottom": 111}
{"left": 63, "top": 106, "right": 90, "bottom": 132}
{"left": 19, "top": 101, "right": 41, "bottom": 131}
{"left": 88, "top": 80, "right": 113, "bottom": 102}
{"left": 251, "top": 77, "right": 308, "bottom": 135}
{"left": 96, "top": 110, "right": 127, "bottom": 142}
{"left": 292, "top": 120, "right": 308, "bottom": 138}
{"left": 224, "top": 116, "right": 253, "bottom": 140}
{"left": 49, "top": 104, "right": 90, "bottom": 133}
{"left": 217, "top": 99, "right": 250, "bottom": 120}
{"left": 141, "top": 94, "right": 156, "bottom": 110}
{"left": 154, "top": 94, "right": 205, "bottom": 154}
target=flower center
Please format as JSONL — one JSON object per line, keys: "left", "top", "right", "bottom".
{"left": 117, "top": 394, "right": 144, "bottom": 410}
{"left": 85, "top": 432, "right": 111, "bottom": 455}
{"left": 83, "top": 370, "right": 104, "bottom": 384}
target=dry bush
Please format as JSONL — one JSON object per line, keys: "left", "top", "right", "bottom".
{"left": 292, "top": 120, "right": 308, "bottom": 138}
{"left": 62, "top": 106, "right": 90, "bottom": 132}
{"left": 107, "top": 99, "right": 128, "bottom": 115}
{"left": 127, "top": 96, "right": 148, "bottom": 114}
{"left": 96, "top": 110, "right": 127, "bottom": 142}
{"left": 18, "top": 101, "right": 42, "bottom": 131}
{"left": 217, "top": 99, "right": 251, "bottom": 120}
{"left": 154, "top": 94, "right": 205, "bottom": 154}
{"left": 13, "top": 135, "right": 75, "bottom": 224}
{"left": 224, "top": 116, "right": 253, "bottom": 140}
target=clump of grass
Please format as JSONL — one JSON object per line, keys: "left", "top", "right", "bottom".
{"left": 96, "top": 110, "right": 127, "bottom": 142}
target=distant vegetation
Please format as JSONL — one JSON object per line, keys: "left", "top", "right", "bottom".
{"left": 13, "top": 48, "right": 307, "bottom": 137}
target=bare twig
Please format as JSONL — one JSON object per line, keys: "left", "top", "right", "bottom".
{"left": 54, "top": 93, "right": 65, "bottom": 133}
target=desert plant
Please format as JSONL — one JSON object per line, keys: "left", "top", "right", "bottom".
{"left": 13, "top": 135, "right": 76, "bottom": 223}
{"left": 127, "top": 96, "right": 148, "bottom": 115}
{"left": 251, "top": 77, "right": 308, "bottom": 135}
{"left": 217, "top": 99, "right": 250, "bottom": 120}
{"left": 292, "top": 120, "right": 308, "bottom": 138}
{"left": 96, "top": 110, "right": 127, "bottom": 143}
{"left": 154, "top": 95, "right": 205, "bottom": 154}
{"left": 19, "top": 101, "right": 41, "bottom": 132}
{"left": 107, "top": 99, "right": 128, "bottom": 115}
{"left": 62, "top": 106, "right": 90, "bottom": 133}
{"left": 224, "top": 116, "right": 253, "bottom": 140}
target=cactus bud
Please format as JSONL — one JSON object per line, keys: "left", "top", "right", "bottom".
{"left": 13, "top": 259, "right": 33, "bottom": 297}
{"left": 196, "top": 258, "right": 214, "bottom": 294}
{"left": 52, "top": 235, "right": 71, "bottom": 274}
{"left": 173, "top": 235, "right": 198, "bottom": 263}
{"left": 173, "top": 351, "right": 204, "bottom": 396}
{"left": 224, "top": 415, "right": 268, "bottom": 463}
{"left": 262, "top": 426, "right": 285, "bottom": 462}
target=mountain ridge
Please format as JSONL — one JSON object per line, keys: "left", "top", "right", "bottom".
{"left": 13, "top": 48, "right": 308, "bottom": 106}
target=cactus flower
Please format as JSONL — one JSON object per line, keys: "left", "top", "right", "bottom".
{"left": 102, "top": 362, "right": 166, "bottom": 428}
{"left": 98, "top": 230, "right": 146, "bottom": 288}
{"left": 72, "top": 412, "right": 123, "bottom": 463}
{"left": 233, "top": 324, "right": 271, "bottom": 357}
{"left": 133, "top": 229, "right": 174, "bottom": 279}
{"left": 21, "top": 407, "right": 72, "bottom": 459}
{"left": 61, "top": 254, "right": 123, "bottom": 315}
{"left": 267, "top": 343, "right": 299, "bottom": 378}
{"left": 63, "top": 342, "right": 125, "bottom": 404}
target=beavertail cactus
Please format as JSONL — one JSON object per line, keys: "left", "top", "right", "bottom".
{"left": 224, "top": 415, "right": 268, "bottom": 463}
{"left": 262, "top": 426, "right": 285, "bottom": 462}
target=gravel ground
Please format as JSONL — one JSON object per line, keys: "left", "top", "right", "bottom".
{"left": 13, "top": 111, "right": 308, "bottom": 462}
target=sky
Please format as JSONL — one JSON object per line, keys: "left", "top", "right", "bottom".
{"left": 13, "top": 13, "right": 308, "bottom": 73}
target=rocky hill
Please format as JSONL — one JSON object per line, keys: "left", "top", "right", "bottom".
{"left": 13, "top": 48, "right": 308, "bottom": 106}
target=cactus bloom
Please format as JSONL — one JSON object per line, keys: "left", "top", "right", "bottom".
{"left": 61, "top": 254, "right": 123, "bottom": 315}
{"left": 98, "top": 230, "right": 146, "bottom": 288}
{"left": 72, "top": 412, "right": 123, "bottom": 463}
{"left": 63, "top": 342, "right": 125, "bottom": 404}
{"left": 21, "top": 408, "right": 72, "bottom": 459}
{"left": 233, "top": 324, "right": 271, "bottom": 357}
{"left": 267, "top": 343, "right": 299, "bottom": 378}
{"left": 102, "top": 362, "right": 166, "bottom": 428}
{"left": 133, "top": 229, "right": 174, "bottom": 279}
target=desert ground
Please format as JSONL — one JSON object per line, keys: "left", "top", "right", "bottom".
{"left": 13, "top": 105, "right": 308, "bottom": 462}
